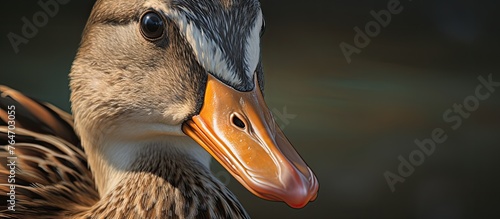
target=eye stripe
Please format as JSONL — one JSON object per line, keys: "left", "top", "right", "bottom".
{"left": 172, "top": 10, "right": 241, "bottom": 85}
{"left": 143, "top": 0, "right": 262, "bottom": 90}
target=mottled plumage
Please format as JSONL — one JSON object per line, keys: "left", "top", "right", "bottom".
{"left": 0, "top": 88, "right": 249, "bottom": 218}
{"left": 0, "top": 87, "right": 99, "bottom": 218}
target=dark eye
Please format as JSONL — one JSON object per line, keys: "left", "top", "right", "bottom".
{"left": 260, "top": 18, "right": 266, "bottom": 37}
{"left": 140, "top": 11, "right": 165, "bottom": 40}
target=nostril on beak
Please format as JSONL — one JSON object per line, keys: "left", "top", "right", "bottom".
{"left": 231, "top": 114, "right": 246, "bottom": 129}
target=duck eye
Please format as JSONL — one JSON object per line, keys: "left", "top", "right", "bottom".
{"left": 140, "top": 11, "right": 165, "bottom": 40}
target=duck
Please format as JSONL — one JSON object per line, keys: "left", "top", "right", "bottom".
{"left": 0, "top": 0, "right": 319, "bottom": 218}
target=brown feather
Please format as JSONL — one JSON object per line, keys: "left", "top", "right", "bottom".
{"left": 0, "top": 87, "right": 250, "bottom": 218}
{"left": 0, "top": 87, "right": 99, "bottom": 219}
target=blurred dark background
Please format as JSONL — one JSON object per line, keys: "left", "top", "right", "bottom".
{"left": 1, "top": 0, "right": 500, "bottom": 218}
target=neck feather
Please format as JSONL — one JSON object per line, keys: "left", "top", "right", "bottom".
{"left": 77, "top": 136, "right": 249, "bottom": 218}
{"left": 84, "top": 135, "right": 211, "bottom": 196}
{"left": 78, "top": 139, "right": 249, "bottom": 218}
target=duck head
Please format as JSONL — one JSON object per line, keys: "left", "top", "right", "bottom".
{"left": 70, "top": 0, "right": 318, "bottom": 208}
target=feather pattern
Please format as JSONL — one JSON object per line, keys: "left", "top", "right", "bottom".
{"left": 0, "top": 87, "right": 249, "bottom": 218}
{"left": 0, "top": 86, "right": 98, "bottom": 218}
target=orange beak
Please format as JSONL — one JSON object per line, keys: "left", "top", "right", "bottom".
{"left": 182, "top": 74, "right": 318, "bottom": 208}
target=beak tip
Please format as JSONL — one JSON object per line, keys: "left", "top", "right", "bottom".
{"left": 281, "top": 170, "right": 319, "bottom": 209}
{"left": 283, "top": 189, "right": 318, "bottom": 209}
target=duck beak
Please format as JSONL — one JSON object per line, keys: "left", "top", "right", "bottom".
{"left": 182, "top": 74, "right": 318, "bottom": 208}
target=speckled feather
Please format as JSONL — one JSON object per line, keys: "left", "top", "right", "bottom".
{"left": 0, "top": 87, "right": 249, "bottom": 218}
{"left": 0, "top": 86, "right": 99, "bottom": 218}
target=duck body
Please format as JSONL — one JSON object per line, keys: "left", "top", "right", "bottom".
{"left": 0, "top": 0, "right": 318, "bottom": 218}
{"left": 0, "top": 87, "right": 249, "bottom": 218}
{"left": 0, "top": 88, "right": 248, "bottom": 218}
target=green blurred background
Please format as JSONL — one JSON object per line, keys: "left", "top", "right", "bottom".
{"left": 1, "top": 1, "right": 500, "bottom": 218}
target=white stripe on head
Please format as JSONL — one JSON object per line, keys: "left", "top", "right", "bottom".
{"left": 171, "top": 9, "right": 241, "bottom": 85}
{"left": 244, "top": 11, "right": 263, "bottom": 81}
{"left": 144, "top": 0, "right": 262, "bottom": 87}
